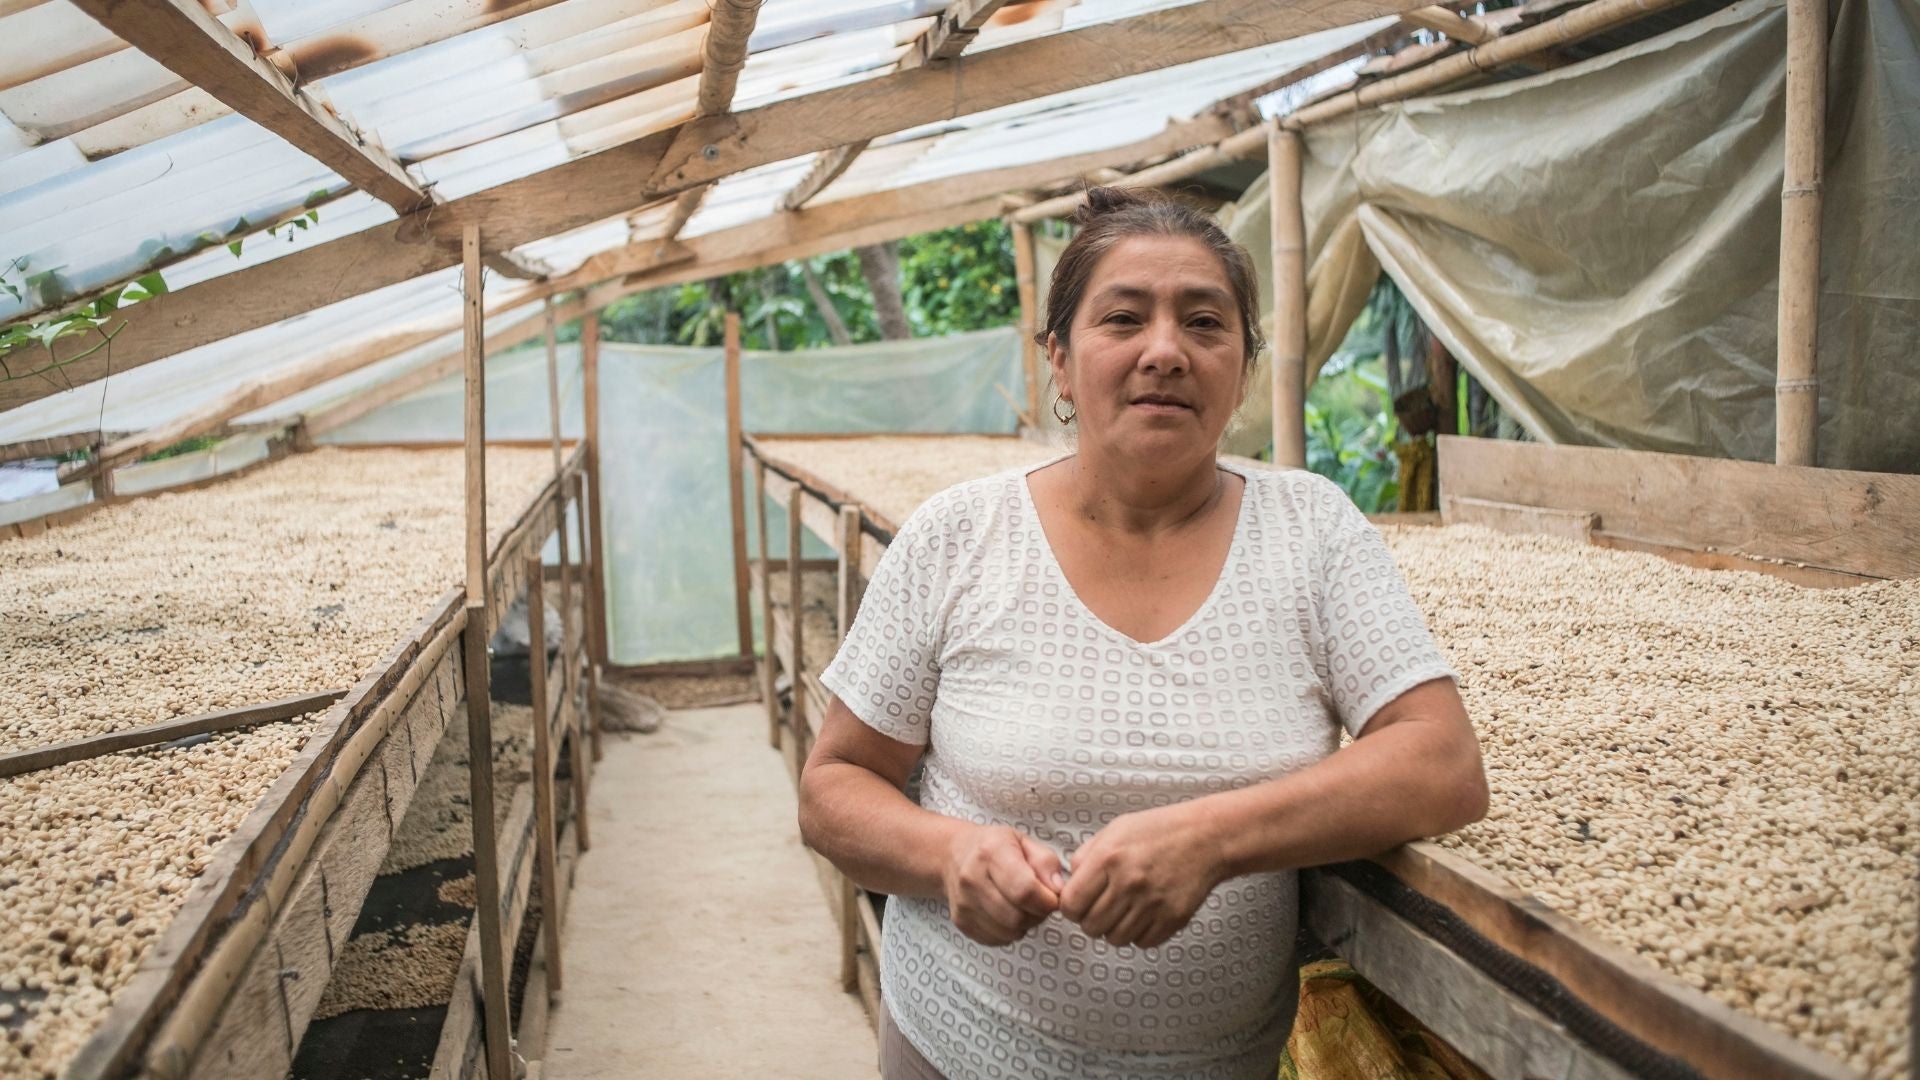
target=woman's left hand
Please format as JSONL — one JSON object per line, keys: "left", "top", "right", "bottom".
{"left": 1058, "top": 802, "right": 1224, "bottom": 949}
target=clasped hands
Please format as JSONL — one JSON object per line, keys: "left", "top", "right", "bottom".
{"left": 941, "top": 803, "right": 1223, "bottom": 950}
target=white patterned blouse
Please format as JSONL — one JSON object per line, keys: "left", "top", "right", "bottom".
{"left": 820, "top": 456, "right": 1455, "bottom": 1080}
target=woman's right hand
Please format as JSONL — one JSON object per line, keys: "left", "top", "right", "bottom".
{"left": 940, "top": 825, "right": 1064, "bottom": 946}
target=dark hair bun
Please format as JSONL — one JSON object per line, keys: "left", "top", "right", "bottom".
{"left": 1076, "top": 185, "right": 1156, "bottom": 225}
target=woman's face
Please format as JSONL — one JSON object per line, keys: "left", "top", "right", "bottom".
{"left": 1050, "top": 234, "right": 1248, "bottom": 463}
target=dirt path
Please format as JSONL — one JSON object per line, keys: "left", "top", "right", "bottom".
{"left": 542, "top": 704, "right": 878, "bottom": 1079}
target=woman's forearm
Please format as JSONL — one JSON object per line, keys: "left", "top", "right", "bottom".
{"left": 798, "top": 759, "right": 968, "bottom": 899}
{"left": 1195, "top": 713, "right": 1488, "bottom": 882}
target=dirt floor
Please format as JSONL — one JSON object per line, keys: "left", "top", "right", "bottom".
{"left": 541, "top": 705, "right": 877, "bottom": 1079}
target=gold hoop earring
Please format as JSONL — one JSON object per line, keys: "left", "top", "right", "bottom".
{"left": 1051, "top": 396, "right": 1075, "bottom": 425}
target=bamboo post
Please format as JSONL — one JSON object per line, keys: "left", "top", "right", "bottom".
{"left": 580, "top": 312, "right": 609, "bottom": 761}
{"left": 786, "top": 485, "right": 806, "bottom": 757}
{"left": 1011, "top": 221, "right": 1042, "bottom": 426}
{"left": 523, "top": 555, "right": 565, "bottom": 996}
{"left": 1776, "top": 0, "right": 1825, "bottom": 467}
{"left": 569, "top": 472, "right": 596, "bottom": 851}
{"left": 460, "top": 224, "right": 512, "bottom": 1080}
{"left": 725, "top": 312, "right": 754, "bottom": 657}
{"left": 755, "top": 457, "right": 780, "bottom": 748}
{"left": 834, "top": 503, "right": 864, "bottom": 990}
{"left": 1269, "top": 125, "right": 1308, "bottom": 469}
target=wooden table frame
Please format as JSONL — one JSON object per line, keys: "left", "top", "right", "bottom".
{"left": 736, "top": 432, "right": 1916, "bottom": 1080}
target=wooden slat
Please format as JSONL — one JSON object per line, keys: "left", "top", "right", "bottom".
{"left": 1, "top": 0, "right": 1421, "bottom": 411}
{"left": 68, "top": 0, "right": 427, "bottom": 213}
{"left": 724, "top": 312, "right": 753, "bottom": 657}
{"left": 524, "top": 556, "right": 565, "bottom": 996}
{"left": 1303, "top": 867, "right": 1642, "bottom": 1080}
{"left": 1436, "top": 437, "right": 1920, "bottom": 580}
{"left": 755, "top": 457, "right": 781, "bottom": 748}
{"left": 897, "top": 0, "right": 1010, "bottom": 71}
{"left": 1369, "top": 844, "right": 1854, "bottom": 1080}
{"left": 1441, "top": 494, "right": 1598, "bottom": 542}
{"left": 786, "top": 484, "right": 807, "bottom": 759}
{"left": 0, "top": 690, "right": 344, "bottom": 780}
{"left": 0, "top": 430, "right": 98, "bottom": 464}
{"left": 779, "top": 140, "right": 870, "bottom": 212}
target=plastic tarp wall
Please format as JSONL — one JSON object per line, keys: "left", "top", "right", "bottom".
{"left": 330, "top": 327, "right": 1023, "bottom": 663}
{"left": 1215, "top": 0, "right": 1919, "bottom": 473}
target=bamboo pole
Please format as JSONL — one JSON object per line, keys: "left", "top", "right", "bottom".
{"left": 580, "top": 312, "right": 609, "bottom": 762}
{"left": 1011, "top": 221, "right": 1042, "bottom": 426}
{"left": 1776, "top": 0, "right": 1825, "bottom": 467}
{"left": 1269, "top": 125, "right": 1308, "bottom": 469}
{"left": 1283, "top": 0, "right": 1692, "bottom": 129}
{"left": 755, "top": 457, "right": 780, "bottom": 748}
{"left": 786, "top": 485, "right": 806, "bottom": 757}
{"left": 725, "top": 312, "right": 754, "bottom": 656}
{"left": 524, "top": 555, "right": 565, "bottom": 996}
{"left": 460, "top": 224, "right": 513, "bottom": 1080}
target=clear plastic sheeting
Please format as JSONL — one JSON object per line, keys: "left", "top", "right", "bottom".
{"left": 1218, "top": 0, "right": 1918, "bottom": 474}
{"left": 327, "top": 328, "right": 1023, "bottom": 663}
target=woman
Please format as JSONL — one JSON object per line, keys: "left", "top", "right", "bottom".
{"left": 799, "top": 187, "right": 1487, "bottom": 1079}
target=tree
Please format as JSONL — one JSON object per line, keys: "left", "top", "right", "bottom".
{"left": 857, "top": 243, "right": 911, "bottom": 340}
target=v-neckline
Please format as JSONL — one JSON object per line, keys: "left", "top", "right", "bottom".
{"left": 1018, "top": 456, "right": 1252, "bottom": 650}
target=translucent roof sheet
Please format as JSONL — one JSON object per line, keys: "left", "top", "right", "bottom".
{"left": 1, "top": 0, "right": 1402, "bottom": 446}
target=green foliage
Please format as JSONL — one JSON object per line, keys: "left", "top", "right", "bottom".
{"left": 596, "top": 221, "right": 1019, "bottom": 349}
{"left": 141, "top": 435, "right": 223, "bottom": 462}
{"left": 1305, "top": 356, "right": 1400, "bottom": 513}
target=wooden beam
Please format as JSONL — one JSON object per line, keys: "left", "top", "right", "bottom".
{"left": 68, "top": 0, "right": 428, "bottom": 214}
{"left": 0, "top": 430, "right": 99, "bottom": 464}
{"left": 897, "top": 0, "right": 1011, "bottom": 72}
{"left": 654, "top": 0, "right": 763, "bottom": 246}
{"left": 1010, "top": 221, "right": 1042, "bottom": 426}
{"left": 484, "top": 250, "right": 553, "bottom": 281}
{"left": 779, "top": 139, "right": 871, "bottom": 213}
{"left": 578, "top": 315, "right": 611, "bottom": 763}
{"left": 1010, "top": 123, "right": 1269, "bottom": 223}
{"left": 459, "top": 224, "right": 513, "bottom": 1080}
{"left": 1775, "top": 0, "right": 1824, "bottom": 467}
{"left": 724, "top": 312, "right": 754, "bottom": 658}
{"left": 0, "top": 690, "right": 344, "bottom": 780}
{"left": 0, "top": 0, "right": 1423, "bottom": 411}
{"left": 785, "top": 483, "right": 807, "bottom": 757}
{"left": 1283, "top": 0, "right": 1691, "bottom": 128}
{"left": 754, "top": 456, "right": 780, "bottom": 748}
{"left": 1269, "top": 124, "right": 1307, "bottom": 468}
{"left": 580, "top": 113, "right": 1236, "bottom": 290}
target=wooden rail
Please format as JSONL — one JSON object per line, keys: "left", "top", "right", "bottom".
{"left": 738, "top": 433, "right": 1877, "bottom": 1079}
{"left": 0, "top": 690, "right": 347, "bottom": 780}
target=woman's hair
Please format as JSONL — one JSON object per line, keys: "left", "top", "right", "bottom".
{"left": 1036, "top": 186, "right": 1266, "bottom": 370}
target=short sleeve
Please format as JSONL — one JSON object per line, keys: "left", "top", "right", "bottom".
{"left": 1314, "top": 500, "right": 1456, "bottom": 737}
{"left": 820, "top": 506, "right": 948, "bottom": 746}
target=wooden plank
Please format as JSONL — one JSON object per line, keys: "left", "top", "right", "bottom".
{"left": 459, "top": 619, "right": 512, "bottom": 1080}
{"left": 724, "top": 312, "right": 753, "bottom": 657}
{"left": 68, "top": 0, "right": 427, "bottom": 213}
{"left": 1441, "top": 494, "right": 1598, "bottom": 543}
{"left": 1371, "top": 843, "right": 1854, "bottom": 1080}
{"left": 1436, "top": 437, "right": 1920, "bottom": 579}
{"left": 0, "top": 690, "right": 344, "bottom": 780}
{"left": 579, "top": 315, "right": 610, "bottom": 764}
{"left": 2, "top": 0, "right": 1418, "bottom": 409}
{"left": 786, "top": 484, "right": 807, "bottom": 759}
{"left": 0, "top": 430, "right": 99, "bottom": 464}
{"left": 524, "top": 556, "right": 565, "bottom": 997}
{"left": 1302, "top": 868, "right": 1642, "bottom": 1080}
{"left": 754, "top": 457, "right": 781, "bottom": 748}
{"left": 897, "top": 0, "right": 1009, "bottom": 71}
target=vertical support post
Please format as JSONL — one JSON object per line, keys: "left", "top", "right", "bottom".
{"left": 725, "top": 312, "right": 754, "bottom": 658}
{"left": 580, "top": 312, "right": 609, "bottom": 761}
{"left": 1776, "top": 0, "right": 1824, "bottom": 467}
{"left": 834, "top": 504, "right": 864, "bottom": 991}
{"left": 544, "top": 297, "right": 587, "bottom": 852}
{"left": 568, "top": 472, "right": 595, "bottom": 852}
{"left": 1268, "top": 123, "right": 1308, "bottom": 469}
{"left": 755, "top": 456, "right": 780, "bottom": 748}
{"left": 1011, "top": 220, "right": 1042, "bottom": 427}
{"left": 524, "top": 555, "right": 565, "bottom": 996}
{"left": 786, "top": 485, "right": 806, "bottom": 758}
{"left": 460, "top": 225, "right": 512, "bottom": 1080}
